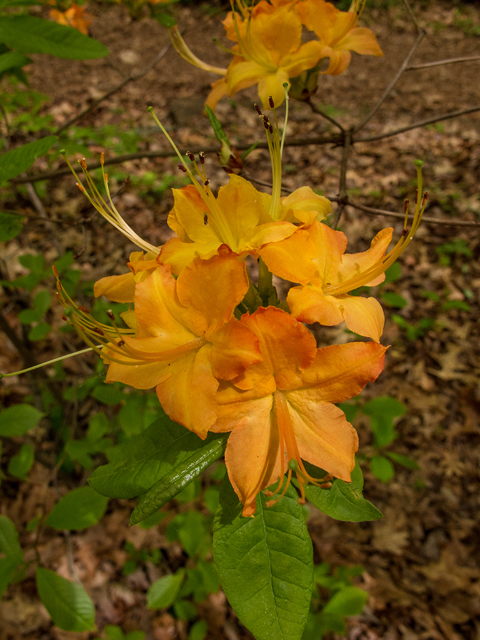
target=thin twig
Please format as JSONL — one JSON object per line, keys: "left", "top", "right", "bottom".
{"left": 355, "top": 29, "right": 426, "bottom": 133}
{"left": 407, "top": 55, "right": 480, "bottom": 71}
{"left": 54, "top": 40, "right": 172, "bottom": 136}
{"left": 333, "top": 129, "right": 352, "bottom": 229}
{"left": 306, "top": 99, "right": 345, "bottom": 132}
{"left": 0, "top": 103, "right": 11, "bottom": 151}
{"left": 347, "top": 200, "right": 480, "bottom": 227}
{"left": 401, "top": 0, "right": 421, "bottom": 33}
{"left": 12, "top": 134, "right": 339, "bottom": 184}
{"left": 355, "top": 104, "right": 480, "bottom": 143}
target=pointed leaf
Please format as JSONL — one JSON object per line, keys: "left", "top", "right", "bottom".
{"left": 8, "top": 443, "right": 34, "bottom": 479}
{"left": 213, "top": 477, "right": 313, "bottom": 640}
{"left": 303, "top": 461, "right": 383, "bottom": 522}
{"left": 0, "top": 515, "right": 23, "bottom": 563}
{"left": 45, "top": 486, "right": 109, "bottom": 530}
{"left": 0, "top": 16, "right": 108, "bottom": 59}
{"left": 0, "top": 404, "right": 44, "bottom": 436}
{"left": 0, "top": 136, "right": 58, "bottom": 182}
{"left": 36, "top": 567, "right": 96, "bottom": 631}
{"left": 130, "top": 433, "right": 228, "bottom": 525}
{"left": 147, "top": 570, "right": 185, "bottom": 609}
{"left": 0, "top": 51, "right": 31, "bottom": 74}
{"left": 89, "top": 414, "right": 220, "bottom": 499}
{"left": 0, "top": 212, "right": 24, "bottom": 241}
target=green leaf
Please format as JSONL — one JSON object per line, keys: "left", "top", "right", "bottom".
{"left": 166, "top": 511, "right": 208, "bottom": 557}
{"left": 88, "top": 412, "right": 110, "bottom": 442}
{"left": 0, "top": 136, "right": 58, "bottom": 182}
{"left": 188, "top": 620, "right": 207, "bottom": 640}
{"left": 154, "top": 12, "right": 176, "bottom": 28}
{"left": 91, "top": 385, "right": 125, "bottom": 405}
{"left": 0, "top": 16, "right": 109, "bottom": 59}
{"left": 89, "top": 414, "right": 223, "bottom": 499}
{"left": 362, "top": 396, "right": 406, "bottom": 448}
{"left": 213, "top": 477, "right": 313, "bottom": 640}
{"left": 336, "top": 402, "right": 358, "bottom": 423}
{"left": 370, "top": 456, "right": 395, "bottom": 483}
{"left": 383, "top": 262, "right": 402, "bottom": 284}
{"left": 173, "top": 599, "right": 197, "bottom": 620}
{"left": 130, "top": 433, "right": 228, "bottom": 525}
{"left": 303, "top": 461, "right": 383, "bottom": 522}
{"left": 322, "top": 586, "right": 368, "bottom": 616}
{"left": 36, "top": 567, "right": 96, "bottom": 631}
{"left": 0, "top": 404, "right": 44, "bottom": 436}
{"left": 205, "top": 106, "right": 229, "bottom": 145}
{"left": 381, "top": 292, "right": 407, "bottom": 309}
{"left": 45, "top": 486, "right": 109, "bottom": 530}
{"left": 0, "top": 212, "right": 24, "bottom": 241}
{"left": 28, "top": 322, "right": 51, "bottom": 341}
{"left": 8, "top": 443, "right": 34, "bottom": 479}
{"left": 0, "top": 51, "right": 31, "bottom": 74}
{"left": 147, "top": 570, "right": 185, "bottom": 609}
{"left": 0, "top": 515, "right": 23, "bottom": 562}
{"left": 33, "top": 290, "right": 51, "bottom": 315}
{"left": 385, "top": 452, "right": 419, "bottom": 470}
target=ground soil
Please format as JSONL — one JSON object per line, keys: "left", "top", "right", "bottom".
{"left": 1, "top": 1, "right": 480, "bottom": 639}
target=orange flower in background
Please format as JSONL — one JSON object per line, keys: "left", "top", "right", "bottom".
{"left": 98, "top": 253, "right": 261, "bottom": 438}
{"left": 210, "top": 307, "right": 387, "bottom": 516}
{"left": 49, "top": 2, "right": 92, "bottom": 35}
{"left": 296, "top": 0, "right": 383, "bottom": 75}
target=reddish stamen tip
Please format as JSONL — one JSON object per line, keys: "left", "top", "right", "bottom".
{"left": 61, "top": 315, "right": 68, "bottom": 322}
{"left": 268, "top": 96, "right": 274, "bottom": 109}
{"left": 204, "top": 179, "right": 210, "bottom": 187}
{"left": 404, "top": 199, "right": 410, "bottom": 214}
{"left": 117, "top": 340, "right": 125, "bottom": 347}
{"left": 93, "top": 327, "right": 104, "bottom": 336}
{"left": 76, "top": 182, "right": 85, "bottom": 192}
{"left": 78, "top": 306, "right": 90, "bottom": 314}
{"left": 100, "top": 152, "right": 105, "bottom": 165}
{"left": 52, "top": 266, "right": 59, "bottom": 278}
{"left": 178, "top": 164, "right": 187, "bottom": 172}
{"left": 254, "top": 103, "right": 262, "bottom": 116}
{"left": 204, "top": 214, "right": 208, "bottom": 225}
{"left": 186, "top": 151, "right": 195, "bottom": 161}
{"left": 199, "top": 151, "right": 205, "bottom": 164}
{"left": 79, "top": 158, "right": 87, "bottom": 170}
{"left": 402, "top": 228, "right": 409, "bottom": 237}
{"left": 105, "top": 173, "right": 109, "bottom": 183}
{"left": 107, "top": 310, "right": 115, "bottom": 320}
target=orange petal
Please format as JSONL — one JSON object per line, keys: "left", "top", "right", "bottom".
{"left": 177, "top": 253, "right": 249, "bottom": 331}
{"left": 280, "top": 186, "right": 332, "bottom": 225}
{"left": 337, "top": 27, "right": 383, "bottom": 57}
{"left": 339, "top": 227, "right": 393, "bottom": 286}
{"left": 338, "top": 295, "right": 385, "bottom": 342}
{"left": 170, "top": 185, "right": 220, "bottom": 245}
{"left": 322, "top": 48, "right": 352, "bottom": 76}
{"left": 259, "top": 229, "right": 318, "bottom": 284}
{"left": 94, "top": 272, "right": 136, "bottom": 303}
{"left": 206, "top": 77, "right": 230, "bottom": 112}
{"left": 287, "top": 285, "right": 345, "bottom": 325}
{"left": 208, "top": 318, "right": 262, "bottom": 380}
{"left": 285, "top": 394, "right": 358, "bottom": 481}
{"left": 159, "top": 237, "right": 221, "bottom": 275}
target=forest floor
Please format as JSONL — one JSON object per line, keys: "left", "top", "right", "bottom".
{"left": 1, "top": 1, "right": 480, "bottom": 639}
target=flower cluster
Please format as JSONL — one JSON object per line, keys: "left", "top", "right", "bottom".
{"left": 58, "top": 100, "right": 425, "bottom": 517}
{"left": 170, "top": 0, "right": 383, "bottom": 110}
{"left": 48, "top": 1, "right": 92, "bottom": 35}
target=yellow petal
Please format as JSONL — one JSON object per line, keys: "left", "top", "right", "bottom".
{"left": 170, "top": 185, "right": 220, "bottom": 245}
{"left": 339, "top": 227, "right": 393, "bottom": 285}
{"left": 280, "top": 186, "right": 332, "bottom": 225}
{"left": 205, "top": 77, "right": 230, "bottom": 112}
{"left": 257, "top": 69, "right": 291, "bottom": 109}
{"left": 287, "top": 285, "right": 345, "bottom": 326}
{"left": 208, "top": 318, "right": 262, "bottom": 380}
{"left": 322, "top": 48, "right": 352, "bottom": 76}
{"left": 159, "top": 237, "right": 221, "bottom": 276}
{"left": 259, "top": 229, "right": 318, "bottom": 284}
{"left": 336, "top": 27, "right": 383, "bottom": 57}
{"left": 336, "top": 295, "right": 385, "bottom": 342}
{"left": 227, "top": 59, "right": 269, "bottom": 96}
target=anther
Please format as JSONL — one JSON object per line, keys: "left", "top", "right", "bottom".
{"left": 93, "top": 327, "right": 104, "bottom": 336}
{"left": 52, "top": 266, "right": 59, "bottom": 278}
{"left": 268, "top": 124, "right": 273, "bottom": 134}
{"left": 100, "top": 152, "right": 105, "bottom": 165}
{"left": 204, "top": 179, "right": 210, "bottom": 187}
{"left": 422, "top": 192, "right": 429, "bottom": 205}
{"left": 204, "top": 214, "right": 208, "bottom": 225}
{"left": 117, "top": 340, "right": 125, "bottom": 347}
{"left": 404, "top": 200, "right": 409, "bottom": 214}
{"left": 268, "top": 96, "right": 274, "bottom": 109}
{"left": 78, "top": 306, "right": 90, "bottom": 314}
{"left": 105, "top": 174, "right": 109, "bottom": 183}
{"left": 254, "top": 103, "right": 262, "bottom": 116}
{"left": 186, "top": 151, "right": 195, "bottom": 161}
{"left": 178, "top": 164, "right": 187, "bottom": 172}
{"left": 107, "top": 310, "right": 115, "bottom": 320}
{"left": 79, "top": 158, "right": 87, "bottom": 170}
{"left": 199, "top": 152, "right": 205, "bottom": 164}
{"left": 61, "top": 315, "right": 68, "bottom": 322}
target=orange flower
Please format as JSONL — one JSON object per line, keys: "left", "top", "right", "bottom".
{"left": 89, "top": 253, "right": 261, "bottom": 438}
{"left": 94, "top": 250, "right": 159, "bottom": 303}
{"left": 296, "top": 0, "right": 383, "bottom": 75}
{"left": 49, "top": 2, "right": 92, "bottom": 35}
{"left": 210, "top": 307, "right": 387, "bottom": 516}
{"left": 170, "top": 0, "right": 323, "bottom": 111}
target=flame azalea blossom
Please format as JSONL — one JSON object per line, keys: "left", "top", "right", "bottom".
{"left": 296, "top": 0, "right": 383, "bottom": 75}
{"left": 170, "top": 1, "right": 323, "bottom": 111}
{"left": 49, "top": 2, "right": 92, "bottom": 35}
{"left": 94, "top": 250, "right": 159, "bottom": 303}
{"left": 209, "top": 307, "right": 387, "bottom": 516}
{"left": 260, "top": 184, "right": 427, "bottom": 342}
{"left": 56, "top": 253, "right": 262, "bottom": 438}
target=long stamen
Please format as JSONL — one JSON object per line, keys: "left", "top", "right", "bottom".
{"left": 0, "top": 348, "right": 95, "bottom": 379}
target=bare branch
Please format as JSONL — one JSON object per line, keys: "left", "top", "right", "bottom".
{"left": 354, "top": 29, "right": 426, "bottom": 133}
{"left": 347, "top": 200, "right": 480, "bottom": 228}
{"left": 355, "top": 104, "right": 480, "bottom": 143}
{"left": 407, "top": 55, "right": 480, "bottom": 71}
{"left": 333, "top": 129, "right": 352, "bottom": 229}
{"left": 401, "top": 0, "right": 421, "bottom": 34}
{"left": 306, "top": 98, "right": 345, "bottom": 132}
{"left": 54, "top": 40, "right": 172, "bottom": 136}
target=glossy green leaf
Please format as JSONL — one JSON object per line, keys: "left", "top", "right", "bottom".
{"left": 0, "top": 404, "right": 44, "bottom": 436}
{"left": 147, "top": 570, "right": 185, "bottom": 609}
{"left": 0, "top": 51, "right": 31, "bottom": 74}
{"left": 8, "top": 443, "right": 34, "bottom": 479}
{"left": 89, "top": 414, "right": 222, "bottom": 499}
{"left": 0, "top": 16, "right": 109, "bottom": 59}
{"left": 45, "top": 486, "right": 109, "bottom": 530}
{"left": 370, "top": 456, "right": 394, "bottom": 483}
{"left": 213, "top": 477, "right": 313, "bottom": 640}
{"left": 0, "top": 212, "right": 24, "bottom": 241}
{"left": 130, "top": 434, "right": 228, "bottom": 525}
{"left": 304, "top": 461, "right": 383, "bottom": 522}
{"left": 0, "top": 136, "right": 57, "bottom": 182}
{"left": 36, "top": 567, "right": 96, "bottom": 631}
{"left": 322, "top": 586, "right": 368, "bottom": 616}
